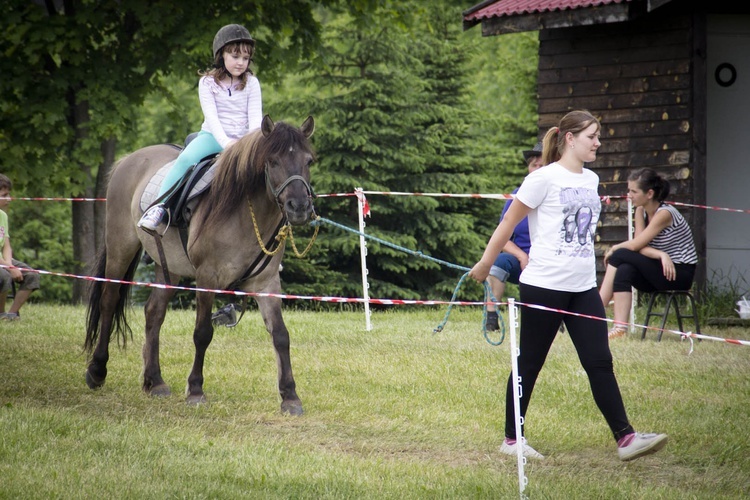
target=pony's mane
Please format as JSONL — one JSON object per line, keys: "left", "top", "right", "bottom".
{"left": 211, "top": 128, "right": 266, "bottom": 205}
{"left": 195, "top": 121, "right": 313, "bottom": 239}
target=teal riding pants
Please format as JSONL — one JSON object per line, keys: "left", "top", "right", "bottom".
{"left": 158, "top": 131, "right": 222, "bottom": 197}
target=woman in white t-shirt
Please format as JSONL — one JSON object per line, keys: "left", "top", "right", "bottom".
{"left": 469, "top": 110, "right": 668, "bottom": 462}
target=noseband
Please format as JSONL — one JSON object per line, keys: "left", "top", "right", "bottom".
{"left": 265, "top": 164, "right": 313, "bottom": 210}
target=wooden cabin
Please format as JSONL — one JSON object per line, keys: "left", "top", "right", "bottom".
{"left": 464, "top": 0, "right": 750, "bottom": 293}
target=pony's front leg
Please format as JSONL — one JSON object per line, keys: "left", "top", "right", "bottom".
{"left": 257, "top": 296, "right": 303, "bottom": 416}
{"left": 142, "top": 279, "right": 177, "bottom": 397}
{"left": 186, "top": 290, "right": 215, "bottom": 405}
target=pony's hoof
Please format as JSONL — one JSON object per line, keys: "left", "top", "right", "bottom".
{"left": 85, "top": 370, "right": 105, "bottom": 390}
{"left": 147, "top": 384, "right": 172, "bottom": 398}
{"left": 186, "top": 393, "right": 207, "bottom": 406}
{"left": 281, "top": 400, "right": 304, "bottom": 416}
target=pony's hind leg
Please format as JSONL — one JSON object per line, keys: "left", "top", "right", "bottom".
{"left": 185, "top": 290, "right": 215, "bottom": 405}
{"left": 86, "top": 281, "right": 122, "bottom": 389}
{"left": 256, "top": 296, "right": 303, "bottom": 416}
{"left": 85, "top": 247, "right": 141, "bottom": 390}
{"left": 141, "top": 265, "right": 178, "bottom": 397}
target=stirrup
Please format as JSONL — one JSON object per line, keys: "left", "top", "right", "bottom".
{"left": 139, "top": 205, "right": 171, "bottom": 236}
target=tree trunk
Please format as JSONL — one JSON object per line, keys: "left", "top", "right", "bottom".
{"left": 71, "top": 197, "right": 96, "bottom": 304}
{"left": 69, "top": 96, "right": 96, "bottom": 304}
{"left": 95, "top": 137, "right": 116, "bottom": 252}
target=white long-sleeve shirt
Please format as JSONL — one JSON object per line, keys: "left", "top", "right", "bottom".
{"left": 198, "top": 74, "right": 262, "bottom": 148}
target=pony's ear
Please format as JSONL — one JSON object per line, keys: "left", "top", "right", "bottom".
{"left": 261, "top": 115, "right": 274, "bottom": 137}
{"left": 300, "top": 116, "right": 314, "bottom": 138}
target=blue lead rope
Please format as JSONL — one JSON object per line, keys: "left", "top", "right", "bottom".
{"left": 312, "top": 217, "right": 506, "bottom": 345}
{"left": 432, "top": 272, "right": 506, "bottom": 345}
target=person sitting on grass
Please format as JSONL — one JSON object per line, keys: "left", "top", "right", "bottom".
{"left": 0, "top": 174, "right": 40, "bottom": 320}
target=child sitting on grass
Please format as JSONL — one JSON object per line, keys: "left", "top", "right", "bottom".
{"left": 0, "top": 173, "right": 40, "bottom": 320}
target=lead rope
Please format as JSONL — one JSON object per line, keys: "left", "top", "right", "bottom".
{"left": 432, "top": 272, "right": 506, "bottom": 345}
{"left": 312, "top": 216, "right": 506, "bottom": 345}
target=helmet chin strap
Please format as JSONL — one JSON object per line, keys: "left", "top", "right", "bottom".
{"left": 214, "top": 57, "right": 237, "bottom": 96}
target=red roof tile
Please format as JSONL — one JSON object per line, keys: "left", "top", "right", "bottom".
{"left": 464, "top": 0, "right": 632, "bottom": 21}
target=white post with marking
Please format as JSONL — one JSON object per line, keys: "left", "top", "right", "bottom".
{"left": 356, "top": 188, "right": 372, "bottom": 331}
{"left": 627, "top": 197, "right": 636, "bottom": 332}
{"left": 508, "top": 298, "right": 527, "bottom": 497}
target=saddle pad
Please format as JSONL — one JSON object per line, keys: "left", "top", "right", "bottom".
{"left": 139, "top": 160, "right": 216, "bottom": 213}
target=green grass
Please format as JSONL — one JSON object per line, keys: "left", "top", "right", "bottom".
{"left": 1, "top": 304, "right": 748, "bottom": 499}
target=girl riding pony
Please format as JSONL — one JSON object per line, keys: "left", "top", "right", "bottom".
{"left": 138, "top": 24, "right": 262, "bottom": 231}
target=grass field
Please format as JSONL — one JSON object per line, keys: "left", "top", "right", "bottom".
{"left": 0, "top": 303, "right": 748, "bottom": 499}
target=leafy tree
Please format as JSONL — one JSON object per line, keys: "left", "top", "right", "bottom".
{"left": 0, "top": 0, "right": 538, "bottom": 307}
{"left": 460, "top": 29, "right": 539, "bottom": 301}
{"left": 0, "top": 0, "right": 336, "bottom": 302}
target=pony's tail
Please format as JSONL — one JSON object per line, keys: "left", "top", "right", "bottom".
{"left": 84, "top": 247, "right": 142, "bottom": 352}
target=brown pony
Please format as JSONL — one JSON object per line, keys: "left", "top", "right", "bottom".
{"left": 84, "top": 115, "right": 315, "bottom": 415}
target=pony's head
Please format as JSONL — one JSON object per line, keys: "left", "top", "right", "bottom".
{"left": 209, "top": 115, "right": 316, "bottom": 226}
{"left": 259, "top": 115, "right": 316, "bottom": 225}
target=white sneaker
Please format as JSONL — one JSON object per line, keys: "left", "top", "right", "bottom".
{"left": 618, "top": 432, "right": 668, "bottom": 461}
{"left": 499, "top": 438, "right": 545, "bottom": 459}
{"left": 608, "top": 326, "right": 628, "bottom": 339}
{"left": 138, "top": 205, "right": 166, "bottom": 231}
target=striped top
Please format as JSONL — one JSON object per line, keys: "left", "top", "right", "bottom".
{"left": 646, "top": 204, "right": 698, "bottom": 264}
{"left": 198, "top": 75, "right": 263, "bottom": 149}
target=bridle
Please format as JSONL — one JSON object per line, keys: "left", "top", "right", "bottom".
{"left": 264, "top": 162, "right": 314, "bottom": 209}
{"left": 250, "top": 162, "right": 318, "bottom": 259}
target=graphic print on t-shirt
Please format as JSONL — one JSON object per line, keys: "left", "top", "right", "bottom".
{"left": 558, "top": 186, "right": 600, "bottom": 257}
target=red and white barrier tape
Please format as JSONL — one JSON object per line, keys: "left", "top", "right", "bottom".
{"left": 0, "top": 196, "right": 106, "bottom": 202}
{"left": 667, "top": 200, "right": 750, "bottom": 214}
{"left": 3, "top": 264, "right": 748, "bottom": 349}
{"left": 3, "top": 190, "right": 750, "bottom": 349}
{"left": 360, "top": 190, "right": 515, "bottom": 200}
{"left": 0, "top": 264, "right": 488, "bottom": 306}
{"left": 518, "top": 301, "right": 750, "bottom": 349}
{"left": 4, "top": 192, "right": 750, "bottom": 216}
{"left": 5, "top": 191, "right": 750, "bottom": 217}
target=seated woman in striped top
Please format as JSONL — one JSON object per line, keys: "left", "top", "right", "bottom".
{"left": 599, "top": 168, "right": 698, "bottom": 339}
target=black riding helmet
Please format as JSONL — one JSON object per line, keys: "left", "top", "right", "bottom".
{"left": 212, "top": 24, "right": 255, "bottom": 58}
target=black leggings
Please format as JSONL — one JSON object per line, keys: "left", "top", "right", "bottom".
{"left": 609, "top": 248, "right": 696, "bottom": 293}
{"left": 505, "top": 284, "right": 634, "bottom": 442}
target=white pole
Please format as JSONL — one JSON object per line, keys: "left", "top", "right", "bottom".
{"left": 355, "top": 188, "right": 372, "bottom": 331}
{"left": 627, "top": 197, "right": 636, "bottom": 332}
{"left": 508, "top": 298, "right": 527, "bottom": 497}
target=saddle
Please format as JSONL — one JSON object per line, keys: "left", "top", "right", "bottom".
{"left": 138, "top": 138, "right": 219, "bottom": 273}
{"left": 139, "top": 154, "right": 217, "bottom": 228}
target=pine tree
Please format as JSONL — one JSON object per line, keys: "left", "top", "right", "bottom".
{"left": 272, "top": 3, "right": 494, "bottom": 303}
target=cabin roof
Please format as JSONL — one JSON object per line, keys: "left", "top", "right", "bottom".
{"left": 463, "top": 0, "right": 674, "bottom": 33}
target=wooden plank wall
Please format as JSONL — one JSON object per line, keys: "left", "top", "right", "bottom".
{"left": 535, "top": 7, "right": 698, "bottom": 277}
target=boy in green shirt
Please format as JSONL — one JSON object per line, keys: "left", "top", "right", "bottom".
{"left": 0, "top": 174, "right": 40, "bottom": 320}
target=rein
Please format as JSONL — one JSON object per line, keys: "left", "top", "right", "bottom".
{"left": 256, "top": 165, "right": 318, "bottom": 258}
{"left": 248, "top": 201, "right": 319, "bottom": 257}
